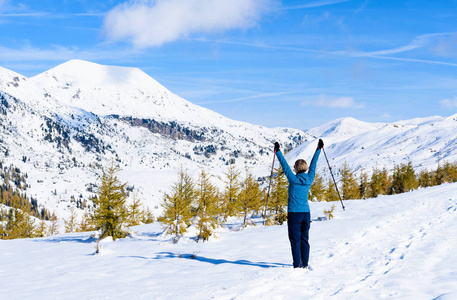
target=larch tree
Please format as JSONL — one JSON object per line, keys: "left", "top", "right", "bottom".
{"left": 221, "top": 163, "right": 241, "bottom": 222}
{"left": 268, "top": 167, "right": 288, "bottom": 225}
{"left": 4, "top": 208, "right": 36, "bottom": 239}
{"left": 240, "top": 166, "right": 263, "bottom": 228}
{"left": 359, "top": 171, "right": 370, "bottom": 199}
{"left": 64, "top": 207, "right": 78, "bottom": 233}
{"left": 309, "top": 172, "right": 325, "bottom": 202}
{"left": 127, "top": 194, "right": 143, "bottom": 227}
{"left": 340, "top": 162, "right": 360, "bottom": 200}
{"left": 92, "top": 162, "right": 129, "bottom": 240}
{"left": 325, "top": 177, "right": 340, "bottom": 202}
{"left": 195, "top": 170, "right": 220, "bottom": 242}
{"left": 159, "top": 168, "right": 195, "bottom": 243}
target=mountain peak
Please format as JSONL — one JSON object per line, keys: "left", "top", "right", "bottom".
{"left": 307, "top": 117, "right": 381, "bottom": 139}
{"left": 32, "top": 59, "right": 157, "bottom": 88}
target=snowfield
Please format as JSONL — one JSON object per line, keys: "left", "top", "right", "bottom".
{"left": 2, "top": 183, "right": 457, "bottom": 299}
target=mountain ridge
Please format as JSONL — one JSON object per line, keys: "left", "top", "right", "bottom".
{"left": 0, "top": 60, "right": 310, "bottom": 218}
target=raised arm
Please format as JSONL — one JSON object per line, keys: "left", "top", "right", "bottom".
{"left": 276, "top": 149, "right": 296, "bottom": 182}
{"left": 308, "top": 139, "right": 324, "bottom": 180}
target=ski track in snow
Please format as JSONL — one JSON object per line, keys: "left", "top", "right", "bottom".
{"left": 1, "top": 184, "right": 457, "bottom": 299}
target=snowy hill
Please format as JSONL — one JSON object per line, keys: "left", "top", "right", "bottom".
{"left": 2, "top": 60, "right": 457, "bottom": 220}
{"left": 288, "top": 115, "right": 457, "bottom": 178}
{"left": 0, "top": 60, "right": 309, "bottom": 218}
{"left": 2, "top": 183, "right": 457, "bottom": 299}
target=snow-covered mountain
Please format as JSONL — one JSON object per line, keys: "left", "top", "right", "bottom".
{"left": 2, "top": 59, "right": 457, "bottom": 218}
{"left": 0, "top": 60, "right": 309, "bottom": 217}
{"left": 288, "top": 115, "right": 457, "bottom": 177}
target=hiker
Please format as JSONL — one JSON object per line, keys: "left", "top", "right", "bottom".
{"left": 274, "top": 139, "right": 323, "bottom": 268}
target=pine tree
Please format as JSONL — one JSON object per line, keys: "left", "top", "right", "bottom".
{"left": 78, "top": 209, "right": 96, "bottom": 232}
{"left": 340, "top": 162, "right": 360, "bottom": 200}
{"left": 35, "top": 219, "right": 50, "bottom": 237}
{"left": 64, "top": 207, "right": 78, "bottom": 233}
{"left": 221, "top": 163, "right": 241, "bottom": 222}
{"left": 324, "top": 177, "right": 339, "bottom": 202}
{"left": 195, "top": 170, "right": 220, "bottom": 242}
{"left": 370, "top": 167, "right": 391, "bottom": 197}
{"left": 268, "top": 167, "right": 288, "bottom": 225}
{"left": 391, "top": 162, "right": 418, "bottom": 194}
{"left": 92, "top": 162, "right": 129, "bottom": 240}
{"left": 5, "top": 208, "right": 36, "bottom": 239}
{"left": 240, "top": 166, "right": 263, "bottom": 228}
{"left": 159, "top": 168, "right": 195, "bottom": 242}
{"left": 309, "top": 172, "right": 325, "bottom": 202}
{"left": 0, "top": 207, "right": 7, "bottom": 239}
{"left": 403, "top": 161, "right": 418, "bottom": 192}
{"left": 359, "top": 171, "right": 370, "bottom": 199}
{"left": 380, "top": 167, "right": 392, "bottom": 195}
{"left": 418, "top": 169, "right": 432, "bottom": 187}
{"left": 432, "top": 162, "right": 446, "bottom": 186}
{"left": 141, "top": 206, "right": 155, "bottom": 224}
{"left": 49, "top": 212, "right": 59, "bottom": 235}
{"left": 127, "top": 195, "right": 143, "bottom": 227}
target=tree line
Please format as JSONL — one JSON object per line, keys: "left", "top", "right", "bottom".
{"left": 1, "top": 161, "right": 153, "bottom": 240}
{"left": 3, "top": 157, "right": 457, "bottom": 241}
{"left": 310, "top": 160, "right": 457, "bottom": 202}
{"left": 158, "top": 164, "right": 289, "bottom": 243}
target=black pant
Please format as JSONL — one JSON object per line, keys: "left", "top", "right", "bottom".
{"left": 287, "top": 212, "right": 311, "bottom": 268}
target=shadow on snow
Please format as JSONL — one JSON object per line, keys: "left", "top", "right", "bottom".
{"left": 120, "top": 252, "right": 288, "bottom": 269}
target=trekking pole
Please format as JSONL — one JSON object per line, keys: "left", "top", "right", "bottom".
{"left": 263, "top": 149, "right": 277, "bottom": 224}
{"left": 322, "top": 148, "right": 345, "bottom": 210}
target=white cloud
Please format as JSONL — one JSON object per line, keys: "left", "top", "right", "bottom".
{"left": 302, "top": 94, "right": 364, "bottom": 108}
{"left": 103, "top": 0, "right": 276, "bottom": 48}
{"left": 440, "top": 97, "right": 457, "bottom": 107}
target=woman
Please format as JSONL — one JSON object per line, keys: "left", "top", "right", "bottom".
{"left": 274, "top": 139, "right": 323, "bottom": 268}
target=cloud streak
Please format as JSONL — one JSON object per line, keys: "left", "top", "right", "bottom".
{"left": 103, "top": 0, "right": 276, "bottom": 48}
{"left": 302, "top": 94, "right": 364, "bottom": 108}
{"left": 282, "top": 0, "right": 351, "bottom": 10}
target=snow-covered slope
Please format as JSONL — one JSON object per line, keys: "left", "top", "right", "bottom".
{"left": 2, "top": 183, "right": 457, "bottom": 299}
{"left": 287, "top": 115, "right": 457, "bottom": 177}
{"left": 0, "top": 60, "right": 309, "bottom": 218}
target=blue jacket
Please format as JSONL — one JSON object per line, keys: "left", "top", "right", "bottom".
{"left": 276, "top": 149, "right": 321, "bottom": 212}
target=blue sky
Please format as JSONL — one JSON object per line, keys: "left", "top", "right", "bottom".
{"left": 1, "top": 0, "right": 457, "bottom": 130}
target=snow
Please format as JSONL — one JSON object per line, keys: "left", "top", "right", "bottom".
{"left": 1, "top": 60, "right": 310, "bottom": 219}
{"left": 2, "top": 183, "right": 457, "bottom": 299}
{"left": 289, "top": 114, "right": 457, "bottom": 178}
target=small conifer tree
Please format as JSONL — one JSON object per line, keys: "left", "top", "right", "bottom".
{"left": 324, "top": 177, "right": 339, "bottom": 202}
{"left": 340, "top": 162, "right": 360, "bottom": 200}
{"left": 127, "top": 195, "right": 143, "bottom": 227}
{"left": 159, "top": 168, "right": 195, "bottom": 242}
{"left": 418, "top": 169, "right": 432, "bottom": 187}
{"left": 359, "top": 171, "right": 370, "bottom": 199}
{"left": 5, "top": 208, "right": 36, "bottom": 239}
{"left": 49, "top": 212, "right": 59, "bottom": 235}
{"left": 35, "top": 219, "right": 50, "bottom": 237}
{"left": 195, "top": 170, "right": 220, "bottom": 242}
{"left": 141, "top": 206, "right": 155, "bottom": 224}
{"left": 78, "top": 210, "right": 96, "bottom": 232}
{"left": 92, "top": 162, "right": 129, "bottom": 240}
{"left": 309, "top": 172, "right": 325, "bottom": 202}
{"left": 240, "top": 166, "right": 263, "bottom": 228}
{"left": 268, "top": 167, "right": 288, "bottom": 225}
{"left": 221, "top": 163, "right": 241, "bottom": 222}
{"left": 64, "top": 207, "right": 79, "bottom": 233}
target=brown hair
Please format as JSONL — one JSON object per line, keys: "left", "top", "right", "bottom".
{"left": 294, "top": 159, "right": 308, "bottom": 174}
